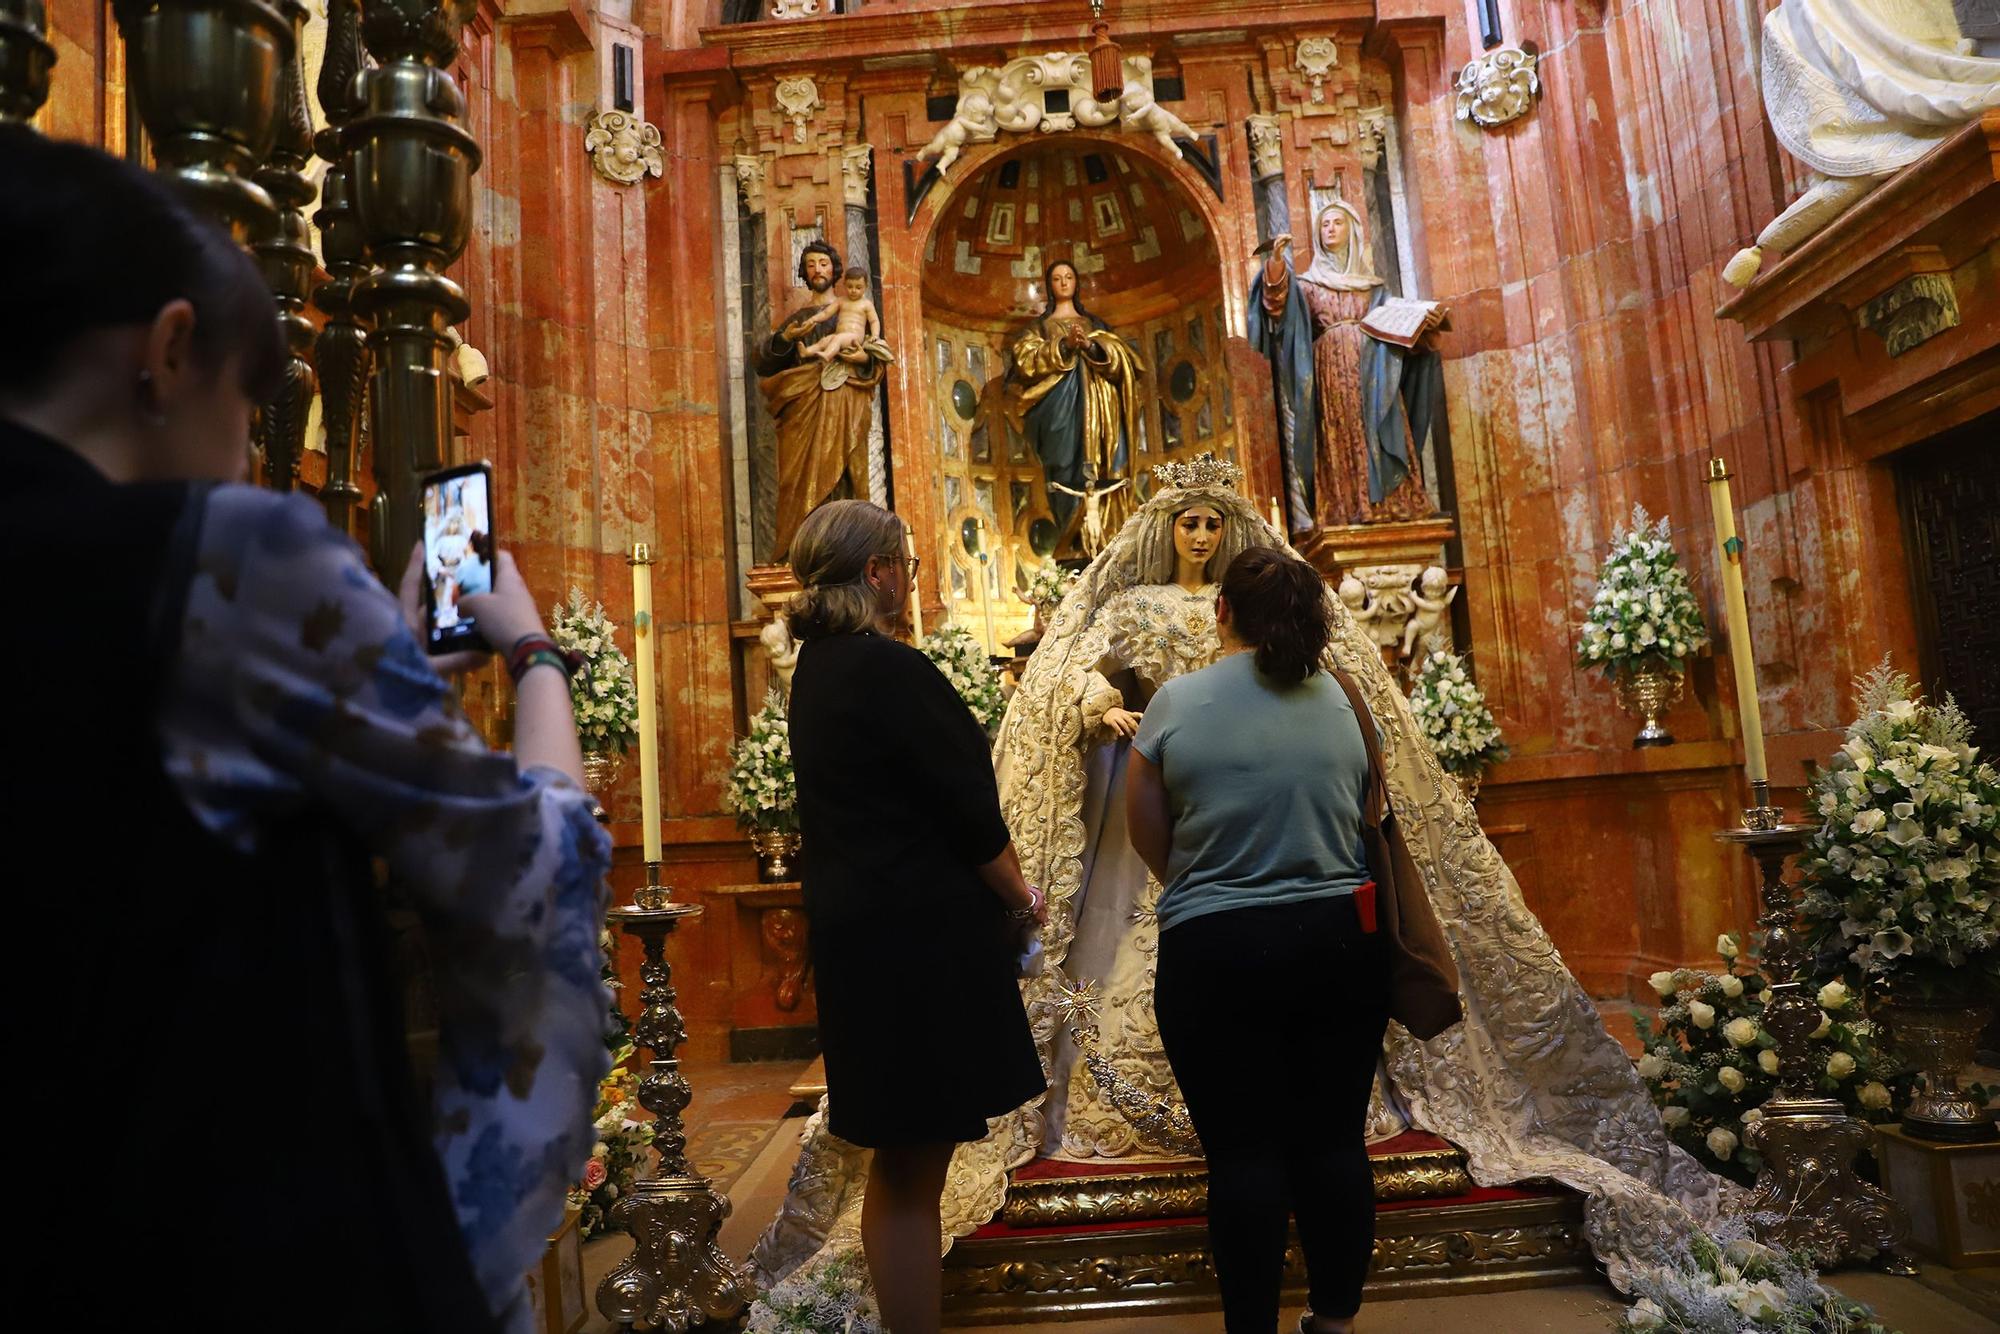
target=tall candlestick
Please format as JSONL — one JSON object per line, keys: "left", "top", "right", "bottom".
{"left": 629, "top": 542, "right": 664, "bottom": 867}
{"left": 1269, "top": 495, "right": 1283, "bottom": 532}
{"left": 1706, "top": 459, "right": 1769, "bottom": 789}
{"left": 974, "top": 517, "right": 999, "bottom": 658}
{"left": 904, "top": 525, "right": 925, "bottom": 641}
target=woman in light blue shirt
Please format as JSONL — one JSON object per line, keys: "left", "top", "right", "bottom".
{"left": 1127, "top": 545, "right": 1383, "bottom": 1334}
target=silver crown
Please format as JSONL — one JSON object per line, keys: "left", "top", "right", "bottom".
{"left": 1151, "top": 452, "right": 1241, "bottom": 491}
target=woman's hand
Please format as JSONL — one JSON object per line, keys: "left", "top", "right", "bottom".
{"left": 1102, "top": 707, "right": 1144, "bottom": 739}
{"left": 458, "top": 551, "right": 550, "bottom": 654}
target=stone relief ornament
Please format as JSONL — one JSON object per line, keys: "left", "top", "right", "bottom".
{"left": 1454, "top": 44, "right": 1540, "bottom": 129}
{"left": 774, "top": 74, "right": 822, "bottom": 144}
{"left": 1356, "top": 105, "right": 1389, "bottom": 171}
{"left": 920, "top": 53, "right": 1197, "bottom": 176}
{"left": 1295, "top": 35, "right": 1339, "bottom": 104}
{"left": 840, "top": 142, "right": 873, "bottom": 207}
{"left": 1246, "top": 113, "right": 1284, "bottom": 181}
{"left": 769, "top": 0, "right": 819, "bottom": 16}
{"left": 732, "top": 154, "right": 767, "bottom": 212}
{"left": 584, "top": 110, "right": 664, "bottom": 185}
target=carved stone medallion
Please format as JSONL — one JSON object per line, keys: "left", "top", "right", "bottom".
{"left": 774, "top": 74, "right": 822, "bottom": 144}
{"left": 584, "top": 109, "right": 664, "bottom": 185}
{"left": 1295, "top": 36, "right": 1339, "bottom": 104}
{"left": 1455, "top": 45, "right": 1539, "bottom": 129}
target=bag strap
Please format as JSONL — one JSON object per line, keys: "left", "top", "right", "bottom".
{"left": 1329, "top": 668, "right": 1387, "bottom": 828}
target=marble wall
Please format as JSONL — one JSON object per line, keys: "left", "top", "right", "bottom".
{"left": 34, "top": 0, "right": 1952, "bottom": 1049}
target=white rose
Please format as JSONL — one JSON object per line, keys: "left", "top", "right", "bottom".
{"left": 1741, "top": 1108, "right": 1763, "bottom": 1124}
{"left": 1858, "top": 1080, "right": 1892, "bottom": 1110}
{"left": 1648, "top": 970, "right": 1679, "bottom": 997}
{"left": 1706, "top": 1126, "right": 1738, "bottom": 1160}
{"left": 1733, "top": 1280, "right": 1789, "bottom": 1321}
{"left": 1720, "top": 975, "right": 1745, "bottom": 998}
{"left": 1851, "top": 808, "right": 1888, "bottom": 835}
{"left": 1624, "top": 1297, "right": 1667, "bottom": 1331}
{"left": 1689, "top": 1000, "right": 1717, "bottom": 1029}
{"left": 1724, "top": 1016, "right": 1758, "bottom": 1047}
{"left": 1817, "top": 980, "right": 1850, "bottom": 1009}
{"left": 1716, "top": 933, "right": 1740, "bottom": 958}
{"left": 1717, "top": 1066, "right": 1745, "bottom": 1093}
{"left": 1662, "top": 1105, "right": 1690, "bottom": 1128}
{"left": 1827, "top": 1051, "right": 1856, "bottom": 1080}
{"left": 1635, "top": 1052, "right": 1668, "bottom": 1080}
{"left": 1812, "top": 1010, "right": 1833, "bottom": 1039}
{"left": 1759, "top": 1049, "right": 1780, "bottom": 1075}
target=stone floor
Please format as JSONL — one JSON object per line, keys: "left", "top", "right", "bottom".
{"left": 576, "top": 1059, "right": 2000, "bottom": 1333}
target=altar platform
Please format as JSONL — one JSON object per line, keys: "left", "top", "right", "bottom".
{"left": 941, "top": 1132, "right": 1596, "bottom": 1324}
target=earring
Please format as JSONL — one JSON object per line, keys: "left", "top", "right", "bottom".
{"left": 136, "top": 369, "right": 168, "bottom": 428}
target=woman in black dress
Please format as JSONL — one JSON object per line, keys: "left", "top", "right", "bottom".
{"left": 783, "top": 499, "right": 1047, "bottom": 1334}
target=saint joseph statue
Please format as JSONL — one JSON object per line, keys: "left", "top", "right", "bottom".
{"left": 757, "top": 240, "right": 892, "bottom": 561}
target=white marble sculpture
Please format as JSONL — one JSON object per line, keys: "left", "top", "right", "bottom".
{"left": 1723, "top": 0, "right": 2000, "bottom": 287}
{"left": 921, "top": 53, "right": 1196, "bottom": 177}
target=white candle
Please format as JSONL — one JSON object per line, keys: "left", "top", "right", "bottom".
{"left": 1705, "top": 459, "right": 1768, "bottom": 785}
{"left": 1268, "top": 495, "right": 1283, "bottom": 532}
{"left": 629, "top": 542, "right": 663, "bottom": 863}
{"left": 904, "top": 525, "right": 924, "bottom": 641}
{"left": 975, "top": 517, "right": 999, "bottom": 658}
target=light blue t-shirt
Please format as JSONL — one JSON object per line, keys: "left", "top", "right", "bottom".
{"left": 1132, "top": 651, "right": 1373, "bottom": 931}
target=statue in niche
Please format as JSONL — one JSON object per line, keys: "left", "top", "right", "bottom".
{"left": 1250, "top": 200, "right": 1445, "bottom": 528}
{"left": 756, "top": 240, "right": 892, "bottom": 561}
{"left": 1004, "top": 258, "right": 1145, "bottom": 555}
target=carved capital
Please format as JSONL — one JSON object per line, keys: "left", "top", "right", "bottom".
{"left": 1859, "top": 271, "right": 1960, "bottom": 357}
{"left": 840, "top": 141, "right": 873, "bottom": 208}
{"left": 1356, "top": 105, "right": 1388, "bottom": 172}
{"left": 1455, "top": 45, "right": 1539, "bottom": 129}
{"left": 1246, "top": 113, "right": 1284, "bottom": 182}
{"left": 774, "top": 74, "right": 821, "bottom": 144}
{"left": 732, "top": 153, "right": 767, "bottom": 213}
{"left": 1294, "top": 35, "right": 1338, "bottom": 104}
{"left": 585, "top": 108, "right": 664, "bottom": 185}
{"left": 769, "top": 0, "right": 819, "bottom": 15}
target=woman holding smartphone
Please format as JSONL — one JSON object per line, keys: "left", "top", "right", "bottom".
{"left": 782, "top": 500, "right": 1047, "bottom": 1334}
{"left": 0, "top": 128, "right": 606, "bottom": 1333}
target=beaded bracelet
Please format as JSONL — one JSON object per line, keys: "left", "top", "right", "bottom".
{"left": 507, "top": 634, "right": 581, "bottom": 683}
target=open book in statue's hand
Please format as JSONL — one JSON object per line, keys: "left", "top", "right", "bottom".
{"left": 1361, "top": 298, "right": 1450, "bottom": 349}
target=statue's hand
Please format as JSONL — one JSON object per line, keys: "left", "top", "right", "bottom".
{"left": 838, "top": 345, "right": 871, "bottom": 365}
{"left": 1102, "top": 707, "right": 1144, "bottom": 739}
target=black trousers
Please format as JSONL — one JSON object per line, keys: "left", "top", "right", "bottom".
{"left": 1154, "top": 895, "right": 1391, "bottom": 1334}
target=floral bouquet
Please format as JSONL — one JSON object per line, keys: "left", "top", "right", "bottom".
{"left": 1616, "top": 1221, "right": 1892, "bottom": 1332}
{"left": 549, "top": 588, "right": 641, "bottom": 755}
{"left": 1576, "top": 506, "right": 1710, "bottom": 680}
{"left": 746, "top": 1251, "right": 880, "bottom": 1334}
{"left": 920, "top": 623, "right": 1006, "bottom": 735}
{"left": 1633, "top": 934, "right": 1909, "bottom": 1186}
{"left": 1022, "top": 563, "right": 1079, "bottom": 619}
{"left": 567, "top": 1041, "right": 655, "bottom": 1241}
{"left": 724, "top": 691, "right": 796, "bottom": 835}
{"left": 1797, "top": 662, "right": 2000, "bottom": 1003}
{"left": 1408, "top": 650, "right": 1508, "bottom": 781}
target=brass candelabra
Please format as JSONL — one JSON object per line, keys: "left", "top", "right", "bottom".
{"left": 1717, "top": 781, "right": 1914, "bottom": 1272}
{"left": 598, "top": 867, "right": 751, "bottom": 1332}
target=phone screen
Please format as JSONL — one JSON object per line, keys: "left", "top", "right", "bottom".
{"left": 422, "top": 467, "right": 494, "bottom": 653}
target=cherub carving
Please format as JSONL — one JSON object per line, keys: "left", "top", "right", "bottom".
{"left": 919, "top": 70, "right": 997, "bottom": 176}
{"left": 1400, "top": 565, "right": 1458, "bottom": 660}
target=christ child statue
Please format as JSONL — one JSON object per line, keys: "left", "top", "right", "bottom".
{"left": 800, "top": 267, "right": 881, "bottom": 363}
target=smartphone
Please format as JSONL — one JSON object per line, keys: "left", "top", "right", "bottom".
{"left": 420, "top": 461, "right": 496, "bottom": 655}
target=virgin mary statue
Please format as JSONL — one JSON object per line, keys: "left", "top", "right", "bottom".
{"left": 749, "top": 457, "right": 1728, "bottom": 1306}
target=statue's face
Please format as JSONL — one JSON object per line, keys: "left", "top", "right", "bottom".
{"left": 843, "top": 274, "right": 867, "bottom": 299}
{"left": 803, "top": 251, "right": 836, "bottom": 292}
{"left": 1173, "top": 505, "right": 1224, "bottom": 571}
{"left": 1319, "top": 208, "right": 1349, "bottom": 253}
{"left": 1049, "top": 264, "right": 1078, "bottom": 300}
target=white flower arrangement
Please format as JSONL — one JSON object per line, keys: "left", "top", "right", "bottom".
{"left": 548, "top": 588, "right": 641, "bottom": 755}
{"left": 1576, "top": 506, "right": 1710, "bottom": 679}
{"left": 1022, "top": 562, "right": 1080, "bottom": 618}
{"left": 1616, "top": 1222, "right": 1892, "bottom": 1333}
{"left": 1799, "top": 661, "right": 2000, "bottom": 1002}
{"left": 746, "top": 1251, "right": 881, "bottom": 1334}
{"left": 1408, "top": 650, "right": 1508, "bottom": 779}
{"left": 724, "top": 691, "right": 797, "bottom": 835}
{"left": 919, "top": 623, "right": 1006, "bottom": 735}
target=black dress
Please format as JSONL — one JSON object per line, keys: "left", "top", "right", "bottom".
{"left": 788, "top": 630, "right": 1046, "bottom": 1146}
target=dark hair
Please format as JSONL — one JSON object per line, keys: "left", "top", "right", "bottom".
{"left": 796, "top": 238, "right": 843, "bottom": 285}
{"left": 1036, "top": 258, "right": 1105, "bottom": 328}
{"left": 0, "top": 127, "right": 285, "bottom": 402}
{"left": 1220, "top": 546, "right": 1332, "bottom": 685}
{"left": 842, "top": 265, "right": 869, "bottom": 281}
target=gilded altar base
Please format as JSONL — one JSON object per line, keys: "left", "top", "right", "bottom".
{"left": 942, "top": 1136, "right": 1596, "bottom": 1323}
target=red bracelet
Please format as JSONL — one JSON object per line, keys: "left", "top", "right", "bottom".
{"left": 507, "top": 634, "right": 581, "bottom": 682}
